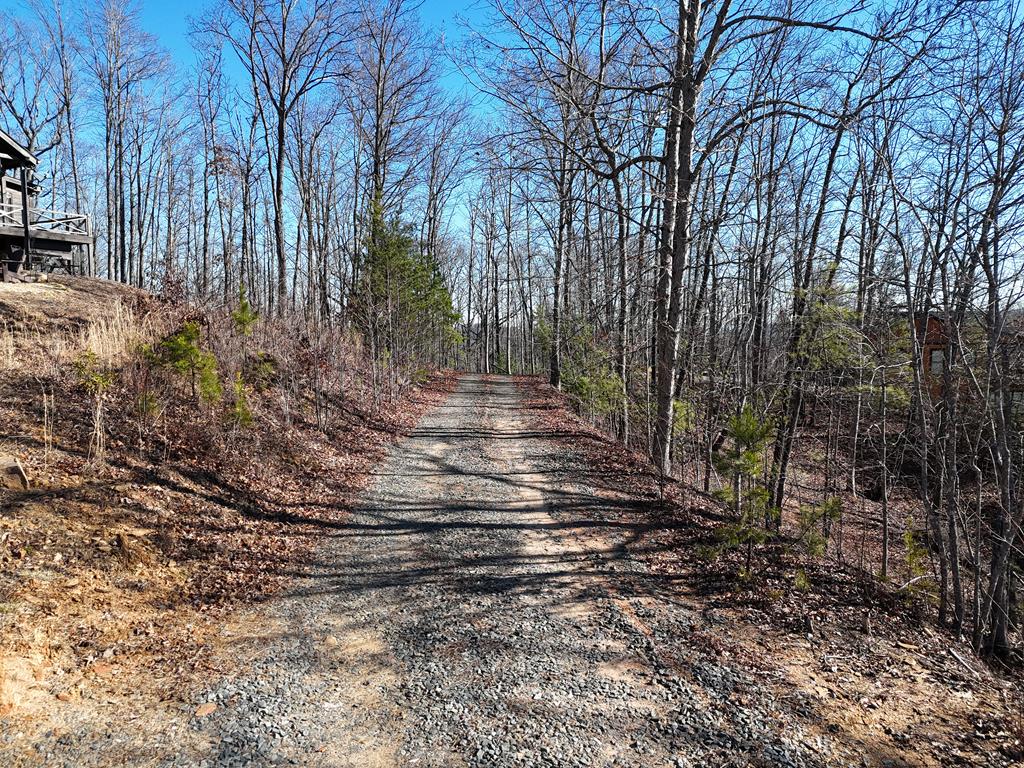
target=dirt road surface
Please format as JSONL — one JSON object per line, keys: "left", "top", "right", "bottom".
{"left": 10, "top": 374, "right": 989, "bottom": 767}
{"left": 173, "top": 374, "right": 832, "bottom": 768}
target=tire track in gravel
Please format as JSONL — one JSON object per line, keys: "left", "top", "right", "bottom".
{"left": 183, "top": 374, "right": 836, "bottom": 768}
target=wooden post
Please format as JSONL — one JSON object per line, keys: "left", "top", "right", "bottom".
{"left": 18, "top": 166, "right": 30, "bottom": 272}
{"left": 85, "top": 215, "right": 93, "bottom": 276}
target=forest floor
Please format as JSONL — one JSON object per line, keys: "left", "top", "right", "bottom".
{"left": 3, "top": 366, "right": 1020, "bottom": 766}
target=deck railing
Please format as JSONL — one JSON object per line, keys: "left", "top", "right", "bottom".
{"left": 0, "top": 202, "right": 90, "bottom": 237}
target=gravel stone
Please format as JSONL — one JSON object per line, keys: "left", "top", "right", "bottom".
{"left": 6, "top": 375, "right": 1012, "bottom": 768}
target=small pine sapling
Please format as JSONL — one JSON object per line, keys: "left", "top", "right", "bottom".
{"left": 231, "top": 290, "right": 259, "bottom": 338}
{"left": 129, "top": 343, "right": 163, "bottom": 454}
{"left": 159, "top": 321, "right": 222, "bottom": 404}
{"left": 901, "top": 519, "right": 935, "bottom": 602}
{"left": 230, "top": 291, "right": 259, "bottom": 428}
{"left": 797, "top": 497, "right": 843, "bottom": 558}
{"left": 712, "top": 405, "right": 777, "bottom": 574}
{"left": 230, "top": 372, "right": 253, "bottom": 428}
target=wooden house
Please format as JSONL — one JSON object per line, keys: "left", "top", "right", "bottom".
{"left": 915, "top": 314, "right": 948, "bottom": 378}
{"left": 0, "top": 127, "right": 92, "bottom": 281}
{"left": 914, "top": 312, "right": 1024, "bottom": 411}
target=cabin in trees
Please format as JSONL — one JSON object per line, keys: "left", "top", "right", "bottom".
{"left": 915, "top": 314, "right": 948, "bottom": 380}
{"left": 915, "top": 313, "right": 1024, "bottom": 405}
{"left": 0, "top": 128, "right": 92, "bottom": 281}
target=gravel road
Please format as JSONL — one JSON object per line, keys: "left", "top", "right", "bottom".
{"left": 182, "top": 374, "right": 835, "bottom": 767}
{"left": 7, "top": 374, "right": 841, "bottom": 767}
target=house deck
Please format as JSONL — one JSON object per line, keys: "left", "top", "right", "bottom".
{"left": 0, "top": 202, "right": 91, "bottom": 246}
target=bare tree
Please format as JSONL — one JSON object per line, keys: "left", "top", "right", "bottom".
{"left": 204, "top": 0, "right": 348, "bottom": 314}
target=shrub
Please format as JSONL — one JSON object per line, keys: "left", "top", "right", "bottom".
{"left": 562, "top": 367, "right": 622, "bottom": 420}
{"left": 901, "top": 521, "right": 938, "bottom": 599}
{"left": 229, "top": 372, "right": 253, "bottom": 428}
{"left": 794, "top": 569, "right": 811, "bottom": 591}
{"left": 159, "top": 321, "right": 221, "bottom": 404}
{"left": 904, "top": 521, "right": 929, "bottom": 578}
{"left": 712, "top": 405, "right": 776, "bottom": 571}
{"left": 73, "top": 350, "right": 116, "bottom": 396}
{"left": 243, "top": 352, "right": 277, "bottom": 391}
{"left": 672, "top": 397, "right": 695, "bottom": 436}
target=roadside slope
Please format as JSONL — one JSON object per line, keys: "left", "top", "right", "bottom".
{"left": 0, "top": 277, "right": 453, "bottom": 765}
{"left": 518, "top": 374, "right": 1022, "bottom": 768}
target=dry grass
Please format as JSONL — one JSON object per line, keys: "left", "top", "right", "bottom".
{"left": 35, "top": 301, "right": 161, "bottom": 369}
{"left": 4, "top": 305, "right": 165, "bottom": 376}
{"left": 0, "top": 328, "right": 13, "bottom": 373}
{"left": 75, "top": 301, "right": 159, "bottom": 366}
{"left": 0, "top": 278, "right": 167, "bottom": 374}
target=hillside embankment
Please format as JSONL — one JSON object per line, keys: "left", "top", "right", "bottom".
{"left": 0, "top": 277, "right": 453, "bottom": 759}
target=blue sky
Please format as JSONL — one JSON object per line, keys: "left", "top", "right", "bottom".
{"left": 137, "top": 0, "right": 481, "bottom": 92}
{"left": 0, "top": 0, "right": 483, "bottom": 94}
{"left": 0, "top": 0, "right": 489, "bottom": 229}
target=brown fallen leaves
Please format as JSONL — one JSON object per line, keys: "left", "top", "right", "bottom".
{"left": 0, "top": 350, "right": 456, "bottom": 727}
{"left": 513, "top": 373, "right": 1024, "bottom": 768}
{"left": 193, "top": 702, "right": 217, "bottom": 717}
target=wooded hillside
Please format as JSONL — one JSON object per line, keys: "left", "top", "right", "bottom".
{"left": 4, "top": 0, "right": 1024, "bottom": 664}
